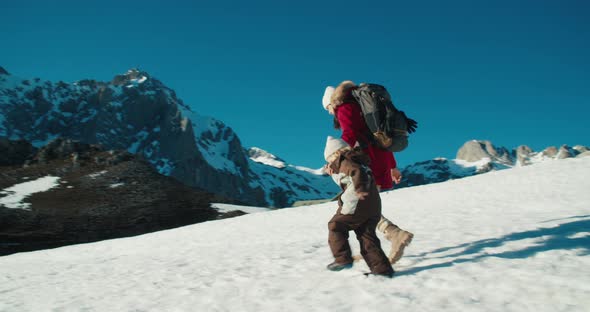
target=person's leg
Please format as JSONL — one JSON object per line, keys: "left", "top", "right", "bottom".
{"left": 355, "top": 217, "right": 394, "bottom": 276}
{"left": 377, "top": 215, "right": 414, "bottom": 264}
{"left": 327, "top": 215, "right": 354, "bottom": 266}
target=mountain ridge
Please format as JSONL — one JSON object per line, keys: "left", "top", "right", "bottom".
{"left": 398, "top": 140, "right": 589, "bottom": 189}
{"left": 0, "top": 67, "right": 336, "bottom": 207}
{"left": 2, "top": 67, "right": 588, "bottom": 206}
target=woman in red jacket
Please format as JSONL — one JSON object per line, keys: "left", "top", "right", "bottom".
{"left": 322, "top": 80, "right": 413, "bottom": 264}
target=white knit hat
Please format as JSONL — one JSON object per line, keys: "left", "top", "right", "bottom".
{"left": 322, "top": 86, "right": 335, "bottom": 110}
{"left": 324, "top": 136, "right": 349, "bottom": 161}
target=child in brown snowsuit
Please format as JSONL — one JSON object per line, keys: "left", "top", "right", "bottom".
{"left": 323, "top": 136, "right": 394, "bottom": 277}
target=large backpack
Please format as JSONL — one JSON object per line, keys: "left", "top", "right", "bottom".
{"left": 351, "top": 83, "right": 417, "bottom": 152}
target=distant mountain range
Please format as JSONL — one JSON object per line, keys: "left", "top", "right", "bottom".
{"left": 398, "top": 140, "right": 589, "bottom": 189}
{"left": 1, "top": 66, "right": 588, "bottom": 207}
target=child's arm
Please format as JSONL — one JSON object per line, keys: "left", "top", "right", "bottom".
{"left": 338, "top": 159, "right": 373, "bottom": 214}
{"left": 342, "top": 160, "right": 372, "bottom": 196}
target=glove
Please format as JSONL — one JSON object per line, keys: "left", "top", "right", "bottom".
{"left": 400, "top": 111, "right": 418, "bottom": 133}
{"left": 406, "top": 117, "right": 418, "bottom": 133}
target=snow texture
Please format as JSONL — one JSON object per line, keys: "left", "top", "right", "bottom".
{"left": 1, "top": 158, "right": 589, "bottom": 311}
{"left": 0, "top": 176, "right": 60, "bottom": 210}
{"left": 211, "top": 203, "right": 272, "bottom": 214}
{"left": 87, "top": 171, "right": 107, "bottom": 179}
{"left": 249, "top": 147, "right": 286, "bottom": 168}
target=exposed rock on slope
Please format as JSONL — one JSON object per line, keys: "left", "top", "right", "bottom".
{"left": 0, "top": 138, "right": 235, "bottom": 256}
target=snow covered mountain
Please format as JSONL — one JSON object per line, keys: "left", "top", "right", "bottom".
{"left": 399, "top": 140, "right": 590, "bottom": 188}
{"left": 0, "top": 67, "right": 336, "bottom": 207}
{"left": 1, "top": 155, "right": 588, "bottom": 312}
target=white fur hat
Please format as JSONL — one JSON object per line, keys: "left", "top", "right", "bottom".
{"left": 322, "top": 86, "right": 335, "bottom": 110}
{"left": 324, "top": 136, "right": 349, "bottom": 161}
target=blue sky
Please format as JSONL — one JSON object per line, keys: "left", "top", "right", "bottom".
{"left": 2, "top": 0, "right": 589, "bottom": 168}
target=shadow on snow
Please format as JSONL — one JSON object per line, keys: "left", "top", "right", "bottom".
{"left": 398, "top": 215, "right": 590, "bottom": 276}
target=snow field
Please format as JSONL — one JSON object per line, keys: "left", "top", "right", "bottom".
{"left": 0, "top": 176, "right": 61, "bottom": 210}
{"left": 0, "top": 157, "right": 588, "bottom": 311}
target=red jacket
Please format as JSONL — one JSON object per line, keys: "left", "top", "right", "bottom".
{"left": 335, "top": 102, "right": 397, "bottom": 189}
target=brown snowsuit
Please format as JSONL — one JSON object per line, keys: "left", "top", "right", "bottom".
{"left": 326, "top": 149, "right": 394, "bottom": 276}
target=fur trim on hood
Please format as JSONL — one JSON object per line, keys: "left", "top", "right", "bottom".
{"left": 330, "top": 80, "right": 357, "bottom": 108}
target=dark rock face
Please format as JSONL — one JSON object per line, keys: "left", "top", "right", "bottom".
{"left": 0, "top": 138, "right": 238, "bottom": 256}
{"left": 0, "top": 66, "right": 9, "bottom": 75}
{"left": 0, "top": 138, "right": 35, "bottom": 166}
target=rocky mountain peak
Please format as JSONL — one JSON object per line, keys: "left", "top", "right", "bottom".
{"left": 515, "top": 145, "right": 534, "bottom": 165}
{"left": 0, "top": 66, "right": 9, "bottom": 75}
{"left": 248, "top": 147, "right": 286, "bottom": 168}
{"left": 456, "top": 140, "right": 511, "bottom": 164}
{"left": 542, "top": 146, "right": 559, "bottom": 157}
{"left": 573, "top": 145, "right": 589, "bottom": 154}
{"left": 111, "top": 68, "right": 151, "bottom": 86}
{"left": 557, "top": 145, "right": 573, "bottom": 159}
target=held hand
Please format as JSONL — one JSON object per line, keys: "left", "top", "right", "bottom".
{"left": 356, "top": 191, "right": 369, "bottom": 200}
{"left": 323, "top": 164, "right": 334, "bottom": 175}
{"left": 391, "top": 168, "right": 402, "bottom": 185}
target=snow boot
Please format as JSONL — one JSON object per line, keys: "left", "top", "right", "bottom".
{"left": 377, "top": 218, "right": 413, "bottom": 264}
{"left": 326, "top": 262, "right": 353, "bottom": 271}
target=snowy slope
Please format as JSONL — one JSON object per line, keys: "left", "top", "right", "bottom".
{"left": 0, "top": 154, "right": 589, "bottom": 311}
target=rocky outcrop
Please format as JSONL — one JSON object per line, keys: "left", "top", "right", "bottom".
{"left": 456, "top": 140, "right": 512, "bottom": 165}
{"left": 456, "top": 140, "right": 588, "bottom": 167}
{"left": 515, "top": 145, "right": 534, "bottom": 166}
{"left": 557, "top": 145, "right": 572, "bottom": 159}
{"left": 0, "top": 138, "right": 241, "bottom": 256}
